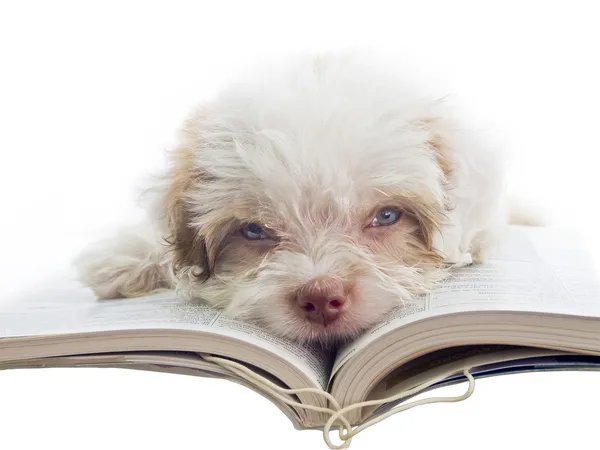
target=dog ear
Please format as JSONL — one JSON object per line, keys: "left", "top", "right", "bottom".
{"left": 409, "top": 115, "right": 457, "bottom": 252}
{"left": 161, "top": 144, "right": 212, "bottom": 279}
{"left": 419, "top": 116, "right": 454, "bottom": 180}
{"left": 428, "top": 131, "right": 453, "bottom": 180}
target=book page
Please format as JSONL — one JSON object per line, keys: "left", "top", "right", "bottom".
{"left": 0, "top": 273, "right": 331, "bottom": 390}
{"left": 333, "top": 226, "right": 600, "bottom": 374}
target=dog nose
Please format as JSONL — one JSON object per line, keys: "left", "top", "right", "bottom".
{"left": 296, "top": 277, "right": 346, "bottom": 325}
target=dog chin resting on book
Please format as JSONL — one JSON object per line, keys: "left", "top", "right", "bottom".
{"left": 76, "top": 53, "right": 517, "bottom": 346}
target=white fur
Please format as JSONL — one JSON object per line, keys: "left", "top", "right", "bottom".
{"left": 75, "top": 53, "right": 514, "bottom": 344}
{"left": 74, "top": 225, "right": 173, "bottom": 299}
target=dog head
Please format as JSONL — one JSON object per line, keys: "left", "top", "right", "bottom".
{"left": 157, "top": 55, "right": 454, "bottom": 344}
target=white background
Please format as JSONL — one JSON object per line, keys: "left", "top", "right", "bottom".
{"left": 1, "top": 1, "right": 599, "bottom": 449}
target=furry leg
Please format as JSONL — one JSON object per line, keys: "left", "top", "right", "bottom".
{"left": 74, "top": 225, "right": 174, "bottom": 299}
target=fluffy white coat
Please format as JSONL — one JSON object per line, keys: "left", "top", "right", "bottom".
{"left": 76, "top": 54, "right": 511, "bottom": 344}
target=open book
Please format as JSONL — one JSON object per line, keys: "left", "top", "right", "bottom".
{"left": 1, "top": 226, "right": 600, "bottom": 448}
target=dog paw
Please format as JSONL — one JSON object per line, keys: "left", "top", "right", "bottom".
{"left": 448, "top": 252, "right": 473, "bottom": 268}
{"left": 74, "top": 228, "right": 172, "bottom": 299}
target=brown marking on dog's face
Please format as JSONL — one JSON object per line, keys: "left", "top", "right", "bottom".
{"left": 359, "top": 188, "right": 445, "bottom": 266}
{"left": 161, "top": 144, "right": 211, "bottom": 276}
{"left": 162, "top": 139, "right": 280, "bottom": 280}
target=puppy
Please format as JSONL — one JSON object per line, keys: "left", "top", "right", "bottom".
{"left": 75, "top": 54, "right": 509, "bottom": 344}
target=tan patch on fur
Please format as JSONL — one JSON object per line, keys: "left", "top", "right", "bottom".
{"left": 393, "top": 212, "right": 445, "bottom": 266}
{"left": 428, "top": 134, "right": 453, "bottom": 178}
{"left": 418, "top": 116, "right": 454, "bottom": 179}
{"left": 162, "top": 135, "right": 274, "bottom": 279}
{"left": 365, "top": 188, "right": 445, "bottom": 263}
{"left": 161, "top": 144, "right": 210, "bottom": 277}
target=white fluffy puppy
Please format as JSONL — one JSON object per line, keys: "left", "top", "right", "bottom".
{"left": 76, "top": 54, "right": 509, "bottom": 344}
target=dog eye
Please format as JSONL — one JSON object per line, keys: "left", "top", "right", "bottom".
{"left": 370, "top": 207, "right": 402, "bottom": 227}
{"left": 240, "top": 223, "right": 269, "bottom": 240}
